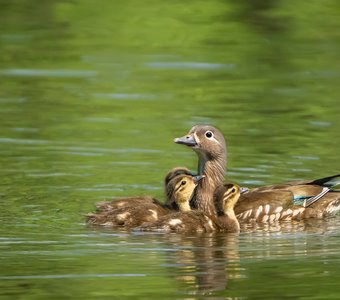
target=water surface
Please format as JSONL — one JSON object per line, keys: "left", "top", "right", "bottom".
{"left": 1, "top": 0, "right": 340, "bottom": 299}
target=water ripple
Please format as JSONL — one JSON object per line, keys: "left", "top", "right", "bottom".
{"left": 94, "top": 93, "right": 156, "bottom": 100}
{"left": 27, "top": 173, "right": 90, "bottom": 177}
{"left": 0, "top": 137, "right": 48, "bottom": 145}
{"left": 145, "top": 61, "right": 235, "bottom": 70}
{"left": 0, "top": 69, "right": 97, "bottom": 78}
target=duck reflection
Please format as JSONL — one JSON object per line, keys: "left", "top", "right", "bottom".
{"left": 156, "top": 217, "right": 338, "bottom": 296}
{"left": 164, "top": 233, "right": 240, "bottom": 295}
{"left": 240, "top": 218, "right": 339, "bottom": 234}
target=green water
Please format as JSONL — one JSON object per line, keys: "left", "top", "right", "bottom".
{"left": 1, "top": 0, "right": 340, "bottom": 299}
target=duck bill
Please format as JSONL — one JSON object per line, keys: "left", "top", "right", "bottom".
{"left": 174, "top": 134, "right": 197, "bottom": 147}
{"left": 193, "top": 175, "right": 205, "bottom": 184}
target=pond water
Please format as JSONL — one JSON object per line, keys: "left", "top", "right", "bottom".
{"left": 1, "top": 0, "right": 340, "bottom": 299}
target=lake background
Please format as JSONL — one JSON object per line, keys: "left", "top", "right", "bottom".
{"left": 0, "top": 1, "right": 340, "bottom": 299}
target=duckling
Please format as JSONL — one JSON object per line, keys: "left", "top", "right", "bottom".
{"left": 174, "top": 125, "right": 340, "bottom": 222}
{"left": 94, "top": 167, "right": 193, "bottom": 213}
{"left": 138, "top": 183, "right": 241, "bottom": 233}
{"left": 86, "top": 172, "right": 203, "bottom": 227}
{"left": 213, "top": 183, "right": 241, "bottom": 233}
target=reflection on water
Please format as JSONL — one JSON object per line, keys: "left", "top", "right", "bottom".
{"left": 1, "top": 0, "right": 340, "bottom": 299}
{"left": 1, "top": 218, "right": 340, "bottom": 298}
{"left": 165, "top": 233, "right": 240, "bottom": 294}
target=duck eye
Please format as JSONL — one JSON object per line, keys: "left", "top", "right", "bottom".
{"left": 231, "top": 188, "right": 235, "bottom": 193}
{"left": 205, "top": 131, "right": 213, "bottom": 138}
{"left": 181, "top": 180, "right": 187, "bottom": 185}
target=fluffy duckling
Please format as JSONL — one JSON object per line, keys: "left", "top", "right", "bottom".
{"left": 94, "top": 167, "right": 193, "bottom": 213}
{"left": 213, "top": 183, "right": 241, "bottom": 233}
{"left": 174, "top": 124, "right": 340, "bottom": 222}
{"left": 138, "top": 183, "right": 241, "bottom": 233}
{"left": 86, "top": 173, "right": 203, "bottom": 227}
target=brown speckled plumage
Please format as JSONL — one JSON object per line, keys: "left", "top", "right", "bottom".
{"left": 138, "top": 183, "right": 241, "bottom": 233}
{"left": 86, "top": 169, "right": 201, "bottom": 227}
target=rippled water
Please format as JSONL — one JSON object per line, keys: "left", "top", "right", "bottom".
{"left": 1, "top": 1, "right": 340, "bottom": 299}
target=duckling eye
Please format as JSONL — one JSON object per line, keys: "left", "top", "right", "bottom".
{"left": 181, "top": 180, "right": 187, "bottom": 185}
{"left": 205, "top": 131, "right": 213, "bottom": 138}
{"left": 231, "top": 188, "right": 235, "bottom": 193}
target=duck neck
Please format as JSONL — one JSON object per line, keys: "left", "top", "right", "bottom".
{"left": 177, "top": 201, "right": 191, "bottom": 212}
{"left": 194, "top": 152, "right": 226, "bottom": 215}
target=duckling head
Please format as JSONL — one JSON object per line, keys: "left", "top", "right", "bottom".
{"left": 214, "top": 183, "right": 241, "bottom": 215}
{"left": 174, "top": 125, "right": 226, "bottom": 162}
{"left": 164, "top": 167, "right": 194, "bottom": 187}
{"left": 168, "top": 174, "right": 205, "bottom": 211}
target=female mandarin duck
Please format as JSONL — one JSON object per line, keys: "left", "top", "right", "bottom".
{"left": 174, "top": 125, "right": 340, "bottom": 222}
{"left": 138, "top": 183, "right": 241, "bottom": 233}
{"left": 86, "top": 168, "right": 204, "bottom": 227}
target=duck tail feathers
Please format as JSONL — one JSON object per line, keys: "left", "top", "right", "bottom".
{"left": 310, "top": 174, "right": 340, "bottom": 189}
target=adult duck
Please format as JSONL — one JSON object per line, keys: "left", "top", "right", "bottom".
{"left": 174, "top": 125, "right": 340, "bottom": 222}
{"left": 86, "top": 170, "right": 204, "bottom": 227}
{"left": 138, "top": 183, "right": 241, "bottom": 233}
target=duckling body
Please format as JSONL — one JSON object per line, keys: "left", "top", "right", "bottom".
{"left": 138, "top": 210, "right": 217, "bottom": 232}
{"left": 139, "top": 183, "right": 241, "bottom": 233}
{"left": 175, "top": 125, "right": 340, "bottom": 222}
{"left": 87, "top": 199, "right": 170, "bottom": 227}
{"left": 86, "top": 170, "right": 202, "bottom": 227}
{"left": 94, "top": 196, "right": 155, "bottom": 213}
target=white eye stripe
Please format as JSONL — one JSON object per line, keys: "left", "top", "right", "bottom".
{"left": 205, "top": 135, "right": 220, "bottom": 145}
{"left": 211, "top": 136, "right": 220, "bottom": 145}
{"left": 195, "top": 130, "right": 221, "bottom": 145}
{"left": 204, "top": 130, "right": 221, "bottom": 145}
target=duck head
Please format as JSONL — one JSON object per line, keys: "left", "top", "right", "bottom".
{"left": 167, "top": 173, "right": 205, "bottom": 211}
{"left": 174, "top": 125, "right": 226, "bottom": 160}
{"left": 174, "top": 125, "right": 227, "bottom": 176}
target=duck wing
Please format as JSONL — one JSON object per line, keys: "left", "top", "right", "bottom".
{"left": 235, "top": 174, "right": 340, "bottom": 222}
